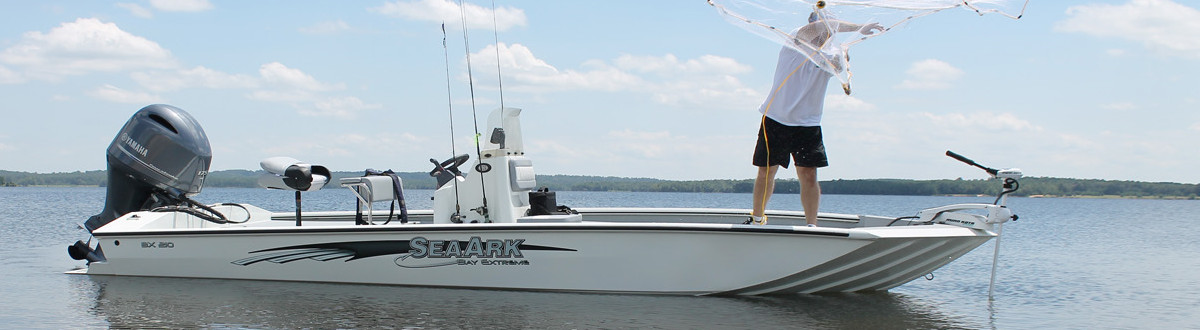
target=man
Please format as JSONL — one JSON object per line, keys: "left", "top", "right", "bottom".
{"left": 747, "top": 13, "right": 882, "bottom": 226}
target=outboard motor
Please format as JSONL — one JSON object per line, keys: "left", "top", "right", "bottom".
{"left": 82, "top": 104, "right": 212, "bottom": 233}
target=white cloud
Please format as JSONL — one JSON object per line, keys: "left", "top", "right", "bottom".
{"left": 300, "top": 96, "right": 383, "bottom": 119}
{"left": 132, "top": 66, "right": 259, "bottom": 92}
{"left": 607, "top": 54, "right": 757, "bottom": 108}
{"left": 247, "top": 89, "right": 315, "bottom": 103}
{"left": 333, "top": 132, "right": 427, "bottom": 147}
{"left": 607, "top": 129, "right": 673, "bottom": 158}
{"left": 484, "top": 43, "right": 558, "bottom": 77}
{"left": 116, "top": 0, "right": 211, "bottom": 17}
{"left": 299, "top": 20, "right": 351, "bottom": 35}
{"left": 1056, "top": 0, "right": 1200, "bottom": 58}
{"left": 121, "top": 62, "right": 367, "bottom": 119}
{"left": 116, "top": 3, "right": 154, "bottom": 18}
{"left": 204, "top": 63, "right": 373, "bottom": 119}
{"left": 824, "top": 94, "right": 876, "bottom": 112}
{"left": 252, "top": 132, "right": 433, "bottom": 167}
{"left": 1101, "top": 102, "right": 1138, "bottom": 111}
{"left": 470, "top": 43, "right": 760, "bottom": 109}
{"left": 1190, "top": 122, "right": 1200, "bottom": 131}
{"left": 372, "top": 0, "right": 526, "bottom": 31}
{"left": 812, "top": 107, "right": 1103, "bottom": 180}
{"left": 0, "top": 134, "right": 12, "bottom": 152}
{"left": 87, "top": 84, "right": 163, "bottom": 104}
{"left": 612, "top": 54, "right": 752, "bottom": 76}
{"left": 259, "top": 62, "right": 343, "bottom": 92}
{"left": 0, "top": 18, "right": 175, "bottom": 80}
{"left": 529, "top": 129, "right": 752, "bottom": 179}
{"left": 918, "top": 111, "right": 1040, "bottom": 132}
{"left": 0, "top": 65, "right": 20, "bottom": 84}
{"left": 896, "top": 59, "right": 963, "bottom": 90}
{"left": 650, "top": 75, "right": 760, "bottom": 109}
{"left": 149, "top": 0, "right": 213, "bottom": 12}
{"left": 472, "top": 43, "right": 640, "bottom": 92}
{"left": 131, "top": 63, "right": 339, "bottom": 98}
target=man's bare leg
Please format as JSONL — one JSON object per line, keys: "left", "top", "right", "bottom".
{"left": 797, "top": 166, "right": 820, "bottom": 226}
{"left": 751, "top": 165, "right": 779, "bottom": 223}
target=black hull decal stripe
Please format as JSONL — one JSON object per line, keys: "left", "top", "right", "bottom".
{"left": 93, "top": 225, "right": 851, "bottom": 238}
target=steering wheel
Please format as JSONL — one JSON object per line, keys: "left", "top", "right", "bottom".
{"left": 429, "top": 154, "right": 470, "bottom": 177}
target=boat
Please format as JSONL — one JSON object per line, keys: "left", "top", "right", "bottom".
{"left": 67, "top": 103, "right": 1022, "bottom": 295}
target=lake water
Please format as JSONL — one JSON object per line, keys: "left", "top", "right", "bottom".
{"left": 2, "top": 186, "right": 1198, "bottom": 329}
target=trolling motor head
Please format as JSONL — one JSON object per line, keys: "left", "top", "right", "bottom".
{"left": 995, "top": 168, "right": 1024, "bottom": 180}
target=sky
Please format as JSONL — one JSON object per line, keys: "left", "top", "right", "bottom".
{"left": 1, "top": 0, "right": 1198, "bottom": 184}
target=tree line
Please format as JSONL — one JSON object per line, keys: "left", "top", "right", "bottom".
{"left": 1, "top": 169, "right": 1197, "bottom": 199}
{"left": 1, "top": 170, "right": 105, "bottom": 187}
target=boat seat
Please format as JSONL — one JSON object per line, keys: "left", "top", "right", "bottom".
{"left": 509, "top": 157, "right": 536, "bottom": 191}
{"left": 340, "top": 176, "right": 396, "bottom": 203}
{"left": 340, "top": 174, "right": 407, "bottom": 224}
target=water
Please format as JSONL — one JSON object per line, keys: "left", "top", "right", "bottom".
{"left": 2, "top": 186, "right": 1198, "bottom": 329}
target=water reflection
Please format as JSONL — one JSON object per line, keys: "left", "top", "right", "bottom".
{"left": 83, "top": 275, "right": 976, "bottom": 329}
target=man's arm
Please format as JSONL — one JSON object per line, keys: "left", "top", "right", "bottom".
{"left": 829, "top": 20, "right": 885, "bottom": 35}
{"left": 793, "top": 19, "right": 885, "bottom": 45}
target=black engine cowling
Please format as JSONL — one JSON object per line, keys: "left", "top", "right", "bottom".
{"left": 83, "top": 104, "right": 212, "bottom": 232}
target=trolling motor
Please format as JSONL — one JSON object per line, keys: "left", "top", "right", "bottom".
{"left": 919, "top": 150, "right": 1023, "bottom": 301}
{"left": 915, "top": 151, "right": 1022, "bottom": 229}
{"left": 258, "top": 157, "right": 330, "bottom": 227}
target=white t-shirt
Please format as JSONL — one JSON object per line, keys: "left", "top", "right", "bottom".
{"left": 757, "top": 46, "right": 832, "bottom": 127}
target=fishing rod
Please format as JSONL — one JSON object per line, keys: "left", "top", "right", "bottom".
{"left": 490, "top": 0, "right": 505, "bottom": 110}
{"left": 459, "top": 0, "right": 490, "bottom": 222}
{"left": 440, "top": 23, "right": 464, "bottom": 220}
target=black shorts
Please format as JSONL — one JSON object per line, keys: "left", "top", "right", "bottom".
{"left": 752, "top": 116, "right": 828, "bottom": 168}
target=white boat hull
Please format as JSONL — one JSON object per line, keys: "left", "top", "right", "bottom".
{"left": 79, "top": 208, "right": 993, "bottom": 295}
{"left": 71, "top": 106, "right": 1015, "bottom": 296}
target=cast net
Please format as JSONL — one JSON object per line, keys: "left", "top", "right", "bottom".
{"left": 708, "top": 0, "right": 1029, "bottom": 94}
